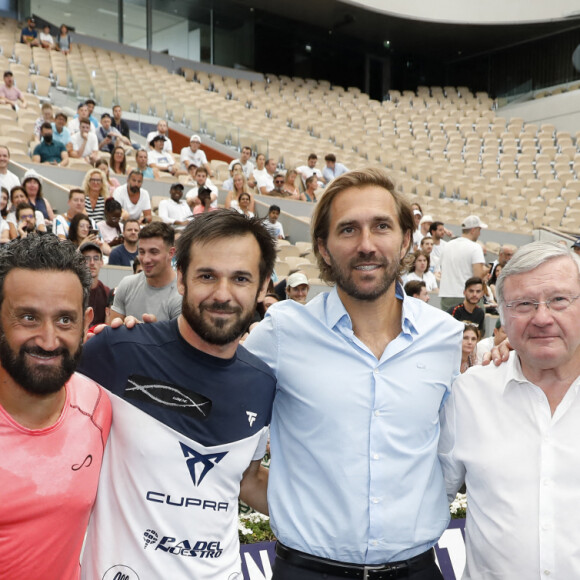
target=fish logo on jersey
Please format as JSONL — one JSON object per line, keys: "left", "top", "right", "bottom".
{"left": 125, "top": 375, "right": 212, "bottom": 419}
{"left": 180, "top": 442, "right": 227, "bottom": 486}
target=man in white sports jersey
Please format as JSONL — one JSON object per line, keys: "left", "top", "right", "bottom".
{"left": 79, "top": 210, "right": 277, "bottom": 580}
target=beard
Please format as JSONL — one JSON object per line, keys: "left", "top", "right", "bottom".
{"left": 181, "top": 287, "right": 257, "bottom": 346}
{"left": 325, "top": 249, "right": 402, "bottom": 302}
{"left": 0, "top": 330, "right": 83, "bottom": 396}
{"left": 129, "top": 185, "right": 140, "bottom": 194}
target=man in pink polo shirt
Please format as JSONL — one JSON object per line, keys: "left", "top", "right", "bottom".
{"left": 0, "top": 235, "right": 111, "bottom": 580}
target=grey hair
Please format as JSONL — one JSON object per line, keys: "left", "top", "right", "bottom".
{"left": 496, "top": 241, "right": 580, "bottom": 320}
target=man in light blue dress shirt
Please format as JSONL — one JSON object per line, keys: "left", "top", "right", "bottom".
{"left": 245, "top": 167, "right": 463, "bottom": 579}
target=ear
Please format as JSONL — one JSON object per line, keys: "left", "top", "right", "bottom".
{"left": 83, "top": 307, "right": 94, "bottom": 337}
{"left": 400, "top": 230, "right": 411, "bottom": 260}
{"left": 168, "top": 246, "right": 176, "bottom": 259}
{"left": 256, "top": 275, "right": 270, "bottom": 303}
{"left": 317, "top": 238, "right": 331, "bottom": 266}
{"left": 176, "top": 268, "right": 185, "bottom": 297}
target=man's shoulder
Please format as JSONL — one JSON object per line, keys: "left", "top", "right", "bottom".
{"left": 67, "top": 372, "right": 112, "bottom": 418}
{"left": 452, "top": 353, "right": 515, "bottom": 398}
{"left": 236, "top": 344, "right": 277, "bottom": 382}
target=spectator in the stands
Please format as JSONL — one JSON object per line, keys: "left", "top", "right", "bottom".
{"left": 32, "top": 122, "right": 68, "bottom": 166}
{"left": 39, "top": 24, "right": 55, "bottom": 50}
{"left": 130, "top": 148, "right": 156, "bottom": 179}
{"left": 447, "top": 276, "right": 486, "bottom": 334}
{"left": 20, "top": 17, "right": 39, "bottom": 46}
{"left": 68, "top": 214, "right": 95, "bottom": 249}
{"left": 98, "top": 113, "right": 131, "bottom": 154}
{"left": 113, "top": 170, "right": 152, "bottom": 223}
{"left": 234, "top": 192, "right": 254, "bottom": 218}
{"left": 68, "top": 117, "right": 99, "bottom": 164}
{"left": 22, "top": 169, "right": 54, "bottom": 226}
{"left": 68, "top": 102, "right": 95, "bottom": 135}
{"left": 94, "top": 158, "right": 120, "bottom": 194}
{"left": 251, "top": 153, "right": 267, "bottom": 185}
{"left": 269, "top": 172, "right": 294, "bottom": 198}
{"left": 322, "top": 153, "right": 349, "bottom": 183}
{"left": 262, "top": 204, "right": 285, "bottom": 240}
{"left": 285, "top": 272, "right": 310, "bottom": 304}
{"left": 146, "top": 120, "right": 172, "bottom": 153}
{"left": 404, "top": 279, "right": 430, "bottom": 303}
{"left": 108, "top": 219, "right": 140, "bottom": 267}
{"left": 148, "top": 134, "right": 181, "bottom": 176}
{"left": 225, "top": 172, "right": 254, "bottom": 213}
{"left": 6, "top": 186, "right": 46, "bottom": 239}
{"left": 54, "top": 188, "right": 86, "bottom": 240}
{"left": 297, "top": 153, "right": 326, "bottom": 188}
{"left": 13, "top": 203, "right": 44, "bottom": 238}
{"left": 0, "top": 187, "right": 9, "bottom": 244}
{"left": 96, "top": 198, "right": 124, "bottom": 247}
{"left": 185, "top": 166, "right": 218, "bottom": 209}
{"left": 228, "top": 145, "right": 254, "bottom": 181}
{"left": 158, "top": 183, "right": 192, "bottom": 229}
{"left": 460, "top": 323, "right": 479, "bottom": 373}
{"left": 56, "top": 24, "right": 72, "bottom": 54}
{"left": 110, "top": 145, "right": 128, "bottom": 176}
{"left": 404, "top": 250, "right": 438, "bottom": 291}
{"left": 0, "top": 71, "right": 26, "bottom": 110}
{"left": 80, "top": 241, "right": 110, "bottom": 325}
{"left": 222, "top": 162, "right": 243, "bottom": 191}
{"left": 192, "top": 187, "right": 216, "bottom": 215}
{"left": 414, "top": 214, "right": 434, "bottom": 249}
{"left": 257, "top": 158, "right": 277, "bottom": 195}
{"left": 0, "top": 145, "right": 20, "bottom": 192}
{"left": 84, "top": 99, "right": 99, "bottom": 129}
{"left": 112, "top": 105, "right": 130, "bottom": 140}
{"left": 51, "top": 112, "right": 71, "bottom": 146}
{"left": 304, "top": 175, "right": 319, "bottom": 202}
{"left": 179, "top": 134, "right": 212, "bottom": 176}
{"left": 34, "top": 103, "right": 54, "bottom": 139}
{"left": 283, "top": 168, "right": 305, "bottom": 200}
{"left": 82, "top": 168, "right": 108, "bottom": 223}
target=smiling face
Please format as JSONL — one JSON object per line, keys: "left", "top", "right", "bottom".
{"left": 318, "top": 186, "right": 410, "bottom": 302}
{"left": 0, "top": 269, "right": 89, "bottom": 396}
{"left": 138, "top": 236, "right": 174, "bottom": 281}
{"left": 502, "top": 257, "right": 580, "bottom": 377}
{"left": 177, "top": 234, "right": 265, "bottom": 347}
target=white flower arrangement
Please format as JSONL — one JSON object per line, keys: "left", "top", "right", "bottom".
{"left": 450, "top": 493, "right": 467, "bottom": 519}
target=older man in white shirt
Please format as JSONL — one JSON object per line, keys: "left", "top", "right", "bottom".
{"left": 440, "top": 241, "right": 580, "bottom": 580}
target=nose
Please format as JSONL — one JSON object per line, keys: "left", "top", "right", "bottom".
{"left": 530, "top": 302, "right": 554, "bottom": 325}
{"left": 36, "top": 320, "right": 59, "bottom": 351}
{"left": 212, "top": 278, "right": 232, "bottom": 303}
{"left": 357, "top": 227, "right": 376, "bottom": 255}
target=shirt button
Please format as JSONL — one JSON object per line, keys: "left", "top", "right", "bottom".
{"left": 542, "top": 523, "right": 552, "bottom": 531}
{"left": 544, "top": 570, "right": 551, "bottom": 576}
{"left": 543, "top": 479, "right": 552, "bottom": 487}
{"left": 371, "top": 497, "right": 379, "bottom": 504}
{"left": 373, "top": 368, "right": 379, "bottom": 374}
{"left": 374, "top": 410, "right": 380, "bottom": 417}
{"left": 371, "top": 540, "right": 378, "bottom": 546}
{"left": 372, "top": 453, "right": 379, "bottom": 460}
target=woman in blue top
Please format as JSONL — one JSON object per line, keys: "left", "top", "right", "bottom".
{"left": 56, "top": 24, "right": 72, "bottom": 54}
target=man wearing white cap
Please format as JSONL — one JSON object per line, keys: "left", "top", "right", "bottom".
{"left": 438, "top": 215, "right": 487, "bottom": 311}
{"left": 414, "top": 214, "right": 433, "bottom": 249}
{"left": 180, "top": 134, "right": 213, "bottom": 177}
{"left": 285, "top": 272, "right": 310, "bottom": 304}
